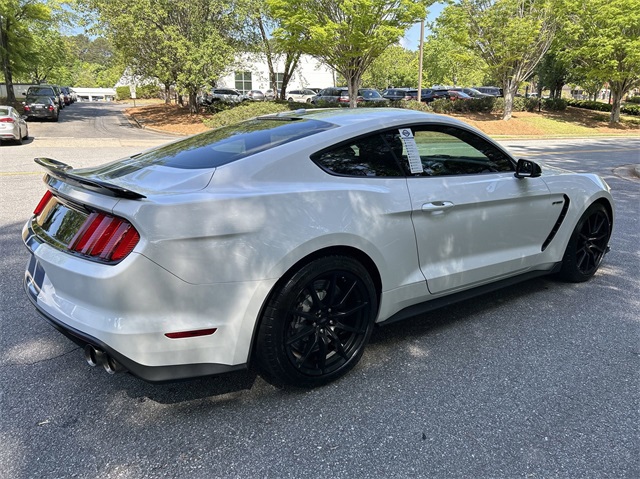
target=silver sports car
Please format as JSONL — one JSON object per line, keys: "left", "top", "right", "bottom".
{"left": 23, "top": 108, "right": 613, "bottom": 387}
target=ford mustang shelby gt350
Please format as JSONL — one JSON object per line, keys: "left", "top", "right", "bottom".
{"left": 23, "top": 108, "right": 613, "bottom": 387}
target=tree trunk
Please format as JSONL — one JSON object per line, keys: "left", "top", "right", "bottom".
{"left": 188, "top": 90, "right": 198, "bottom": 114}
{"left": 347, "top": 74, "right": 360, "bottom": 108}
{"left": 0, "top": 21, "right": 16, "bottom": 105}
{"left": 610, "top": 91, "right": 622, "bottom": 124}
{"left": 502, "top": 78, "right": 518, "bottom": 121}
{"left": 164, "top": 83, "right": 171, "bottom": 104}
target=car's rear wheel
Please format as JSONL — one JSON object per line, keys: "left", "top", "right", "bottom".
{"left": 256, "top": 256, "right": 377, "bottom": 387}
{"left": 558, "top": 203, "right": 611, "bottom": 282}
{"left": 287, "top": 97, "right": 294, "bottom": 102}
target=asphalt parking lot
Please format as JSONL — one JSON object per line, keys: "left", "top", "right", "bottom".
{"left": 1, "top": 103, "right": 638, "bottom": 478}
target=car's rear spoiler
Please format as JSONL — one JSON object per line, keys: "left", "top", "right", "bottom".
{"left": 34, "top": 157, "right": 146, "bottom": 200}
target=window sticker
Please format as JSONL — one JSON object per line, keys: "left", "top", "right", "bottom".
{"left": 398, "top": 128, "right": 423, "bottom": 174}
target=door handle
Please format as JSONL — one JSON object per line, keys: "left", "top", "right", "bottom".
{"left": 422, "top": 201, "right": 455, "bottom": 212}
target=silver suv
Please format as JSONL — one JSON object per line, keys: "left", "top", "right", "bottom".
{"left": 206, "top": 88, "right": 245, "bottom": 104}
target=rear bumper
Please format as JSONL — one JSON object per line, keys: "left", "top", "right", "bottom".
{"left": 21, "top": 219, "right": 273, "bottom": 383}
{"left": 23, "top": 281, "right": 245, "bottom": 383}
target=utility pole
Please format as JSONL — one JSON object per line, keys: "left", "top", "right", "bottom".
{"left": 417, "top": 19, "right": 425, "bottom": 103}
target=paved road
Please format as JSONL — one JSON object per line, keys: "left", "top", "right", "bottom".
{"left": 1, "top": 104, "right": 638, "bottom": 478}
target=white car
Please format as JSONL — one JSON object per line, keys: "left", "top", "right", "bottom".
{"left": 23, "top": 108, "right": 613, "bottom": 387}
{"left": 286, "top": 89, "right": 318, "bottom": 103}
{"left": 0, "top": 105, "right": 29, "bottom": 145}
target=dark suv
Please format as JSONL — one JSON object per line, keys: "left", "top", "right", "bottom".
{"left": 405, "top": 89, "right": 450, "bottom": 103}
{"left": 26, "top": 85, "right": 63, "bottom": 109}
{"left": 313, "top": 87, "right": 387, "bottom": 105}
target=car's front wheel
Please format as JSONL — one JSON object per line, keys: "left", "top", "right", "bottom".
{"left": 256, "top": 256, "right": 377, "bottom": 387}
{"left": 558, "top": 203, "right": 611, "bottom": 282}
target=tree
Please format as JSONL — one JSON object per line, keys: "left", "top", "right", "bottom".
{"left": 81, "top": 0, "right": 244, "bottom": 112}
{"left": 269, "top": 0, "right": 433, "bottom": 107}
{"left": 361, "top": 45, "right": 418, "bottom": 89}
{"left": 247, "top": 5, "right": 301, "bottom": 99}
{"left": 452, "top": 0, "right": 561, "bottom": 120}
{"left": 0, "top": 0, "right": 52, "bottom": 103}
{"left": 568, "top": 0, "right": 640, "bottom": 123}
{"left": 420, "top": 9, "right": 487, "bottom": 88}
{"left": 536, "top": 51, "right": 570, "bottom": 99}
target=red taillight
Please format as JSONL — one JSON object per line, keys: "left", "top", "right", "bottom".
{"left": 338, "top": 97, "right": 349, "bottom": 103}
{"left": 165, "top": 328, "right": 217, "bottom": 339}
{"left": 48, "top": 105, "right": 54, "bottom": 111}
{"left": 68, "top": 211, "right": 139, "bottom": 262}
{"left": 34, "top": 190, "right": 54, "bottom": 215}
{"left": 0, "top": 117, "right": 14, "bottom": 123}
{"left": 24, "top": 105, "right": 31, "bottom": 112}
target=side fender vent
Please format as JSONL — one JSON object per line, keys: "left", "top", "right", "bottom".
{"left": 542, "top": 195, "right": 570, "bottom": 251}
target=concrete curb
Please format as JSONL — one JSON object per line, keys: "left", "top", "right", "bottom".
{"left": 122, "top": 111, "right": 187, "bottom": 137}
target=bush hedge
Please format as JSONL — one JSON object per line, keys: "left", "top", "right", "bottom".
{"left": 202, "top": 100, "right": 312, "bottom": 129}
{"left": 566, "top": 99, "right": 640, "bottom": 116}
{"left": 116, "top": 84, "right": 161, "bottom": 100}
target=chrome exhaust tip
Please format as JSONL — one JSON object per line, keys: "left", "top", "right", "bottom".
{"left": 84, "top": 344, "right": 104, "bottom": 367}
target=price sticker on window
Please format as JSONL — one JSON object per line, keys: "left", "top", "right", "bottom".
{"left": 398, "top": 128, "right": 423, "bottom": 174}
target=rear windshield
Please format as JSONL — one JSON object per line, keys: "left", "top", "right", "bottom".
{"left": 0, "top": 108, "right": 9, "bottom": 115}
{"left": 28, "top": 87, "right": 55, "bottom": 96}
{"left": 87, "top": 118, "right": 337, "bottom": 174}
{"left": 26, "top": 96, "right": 51, "bottom": 103}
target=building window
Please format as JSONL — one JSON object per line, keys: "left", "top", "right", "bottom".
{"left": 275, "top": 73, "right": 285, "bottom": 93}
{"left": 235, "top": 72, "right": 252, "bottom": 94}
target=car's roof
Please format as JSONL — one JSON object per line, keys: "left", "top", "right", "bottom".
{"left": 270, "top": 107, "right": 472, "bottom": 130}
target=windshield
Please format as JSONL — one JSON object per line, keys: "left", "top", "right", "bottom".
{"left": 83, "top": 118, "right": 337, "bottom": 175}
{"left": 360, "top": 90, "right": 382, "bottom": 99}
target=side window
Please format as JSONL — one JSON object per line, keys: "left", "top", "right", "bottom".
{"left": 312, "top": 133, "right": 404, "bottom": 177}
{"left": 405, "top": 126, "right": 513, "bottom": 176}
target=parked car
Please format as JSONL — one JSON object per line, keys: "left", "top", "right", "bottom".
{"left": 447, "top": 91, "right": 474, "bottom": 101}
{"left": 23, "top": 95, "right": 59, "bottom": 121}
{"left": 60, "top": 87, "right": 74, "bottom": 105}
{"left": 244, "top": 90, "right": 265, "bottom": 101}
{"left": 26, "top": 85, "right": 62, "bottom": 110}
{"left": 205, "top": 88, "right": 245, "bottom": 104}
{"left": 404, "top": 89, "right": 450, "bottom": 103}
{"left": 358, "top": 88, "right": 388, "bottom": 104}
{"left": 23, "top": 108, "right": 613, "bottom": 387}
{"left": 264, "top": 89, "right": 277, "bottom": 100}
{"left": 0, "top": 105, "right": 29, "bottom": 144}
{"left": 450, "top": 87, "right": 493, "bottom": 99}
{"left": 473, "top": 86, "right": 503, "bottom": 97}
{"left": 381, "top": 88, "right": 411, "bottom": 101}
{"left": 313, "top": 87, "right": 386, "bottom": 105}
{"left": 286, "top": 89, "right": 318, "bottom": 103}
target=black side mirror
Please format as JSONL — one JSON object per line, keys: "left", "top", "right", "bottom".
{"left": 515, "top": 158, "right": 542, "bottom": 178}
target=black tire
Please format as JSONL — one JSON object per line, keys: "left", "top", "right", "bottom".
{"left": 256, "top": 256, "right": 377, "bottom": 387}
{"left": 53, "top": 112, "right": 59, "bottom": 122}
{"left": 558, "top": 203, "right": 611, "bottom": 282}
{"left": 287, "top": 97, "right": 294, "bottom": 102}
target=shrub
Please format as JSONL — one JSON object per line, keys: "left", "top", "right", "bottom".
{"left": 622, "top": 104, "right": 640, "bottom": 116}
{"left": 626, "top": 96, "right": 640, "bottom": 104}
{"left": 137, "top": 84, "right": 161, "bottom": 99}
{"left": 116, "top": 86, "right": 131, "bottom": 100}
{"left": 542, "top": 98, "right": 567, "bottom": 111}
{"left": 202, "top": 101, "right": 313, "bottom": 129}
{"left": 566, "top": 99, "right": 612, "bottom": 112}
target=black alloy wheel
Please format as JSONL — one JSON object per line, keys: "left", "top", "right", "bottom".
{"left": 256, "top": 256, "right": 377, "bottom": 387}
{"left": 559, "top": 203, "right": 611, "bottom": 282}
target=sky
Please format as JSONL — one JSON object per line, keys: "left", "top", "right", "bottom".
{"left": 400, "top": 2, "right": 446, "bottom": 51}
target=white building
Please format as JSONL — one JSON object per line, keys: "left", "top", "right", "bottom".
{"left": 72, "top": 87, "right": 116, "bottom": 102}
{"left": 218, "top": 54, "right": 335, "bottom": 94}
